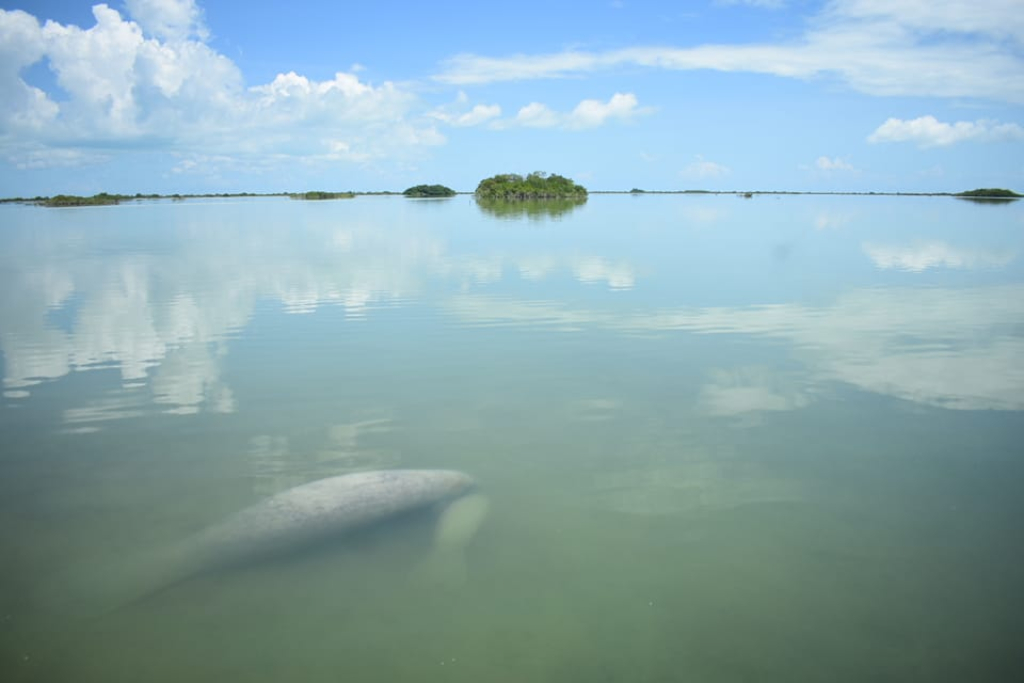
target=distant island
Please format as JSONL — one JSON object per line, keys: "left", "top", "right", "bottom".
{"left": 475, "top": 172, "right": 588, "bottom": 200}
{"left": 42, "top": 192, "right": 127, "bottom": 206}
{"left": 6, "top": 191, "right": 273, "bottom": 206}
{"left": 290, "top": 191, "right": 355, "bottom": 200}
{"left": 403, "top": 184, "right": 456, "bottom": 198}
{"left": 954, "top": 188, "right": 1021, "bottom": 199}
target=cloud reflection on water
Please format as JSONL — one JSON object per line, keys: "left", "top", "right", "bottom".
{"left": 863, "top": 241, "right": 1016, "bottom": 271}
{"left": 447, "top": 284, "right": 1024, "bottom": 411}
{"left": 1, "top": 200, "right": 1021, "bottom": 425}
{"left": 0, "top": 213, "right": 640, "bottom": 425}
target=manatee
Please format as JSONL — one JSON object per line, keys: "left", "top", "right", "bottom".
{"left": 179, "top": 469, "right": 476, "bottom": 575}
{"left": 52, "top": 469, "right": 477, "bottom": 612}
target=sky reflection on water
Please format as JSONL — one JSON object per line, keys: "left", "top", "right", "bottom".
{"left": 1, "top": 195, "right": 1022, "bottom": 424}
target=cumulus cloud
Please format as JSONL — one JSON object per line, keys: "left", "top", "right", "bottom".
{"left": 0, "top": 4, "right": 442, "bottom": 171}
{"left": 815, "top": 156, "right": 854, "bottom": 171}
{"left": 682, "top": 155, "right": 730, "bottom": 179}
{"left": 496, "top": 93, "right": 645, "bottom": 130}
{"left": 567, "top": 92, "right": 643, "bottom": 129}
{"left": 867, "top": 115, "right": 1024, "bottom": 147}
{"left": 511, "top": 102, "right": 560, "bottom": 128}
{"left": 434, "top": 0, "right": 1024, "bottom": 103}
{"left": 451, "top": 104, "right": 502, "bottom": 127}
{"left": 0, "top": 9, "right": 57, "bottom": 131}
{"left": 124, "top": 0, "right": 208, "bottom": 41}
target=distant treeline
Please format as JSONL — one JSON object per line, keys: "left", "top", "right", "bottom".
{"left": 4, "top": 186, "right": 1019, "bottom": 206}
{"left": 289, "top": 191, "right": 355, "bottom": 200}
{"left": 0, "top": 191, "right": 279, "bottom": 206}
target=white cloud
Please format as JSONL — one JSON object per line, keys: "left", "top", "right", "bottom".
{"left": 10, "top": 147, "right": 109, "bottom": 170}
{"left": 451, "top": 104, "right": 502, "bottom": 127}
{"left": 832, "top": 0, "right": 1024, "bottom": 45}
{"left": 567, "top": 92, "right": 643, "bottom": 129}
{"left": 682, "top": 155, "right": 730, "bottom": 179}
{"left": 0, "top": 10, "right": 57, "bottom": 131}
{"left": 0, "top": 5, "right": 443, "bottom": 170}
{"left": 867, "top": 115, "right": 1024, "bottom": 147}
{"left": 41, "top": 5, "right": 151, "bottom": 135}
{"left": 815, "top": 156, "right": 854, "bottom": 171}
{"left": 434, "top": 1, "right": 1024, "bottom": 103}
{"left": 513, "top": 102, "right": 560, "bottom": 128}
{"left": 430, "top": 94, "right": 502, "bottom": 127}
{"left": 496, "top": 93, "right": 645, "bottom": 130}
{"left": 124, "top": 0, "right": 208, "bottom": 42}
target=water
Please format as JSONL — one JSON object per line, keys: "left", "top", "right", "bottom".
{"left": 1, "top": 194, "right": 1021, "bottom": 681}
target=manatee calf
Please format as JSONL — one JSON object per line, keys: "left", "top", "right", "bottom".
{"left": 53, "top": 469, "right": 477, "bottom": 611}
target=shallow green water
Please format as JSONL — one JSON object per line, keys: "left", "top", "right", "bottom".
{"left": 1, "top": 194, "right": 1022, "bottom": 682}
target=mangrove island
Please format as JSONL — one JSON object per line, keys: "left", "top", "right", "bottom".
{"left": 403, "top": 184, "right": 456, "bottom": 198}
{"left": 475, "top": 172, "right": 588, "bottom": 200}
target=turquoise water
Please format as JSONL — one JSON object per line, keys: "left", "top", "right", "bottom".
{"left": 1, "top": 194, "right": 1022, "bottom": 681}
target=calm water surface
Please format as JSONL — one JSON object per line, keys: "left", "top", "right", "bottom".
{"left": 1, "top": 195, "right": 1022, "bottom": 681}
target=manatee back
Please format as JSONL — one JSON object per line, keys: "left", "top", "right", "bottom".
{"left": 186, "top": 469, "right": 473, "bottom": 571}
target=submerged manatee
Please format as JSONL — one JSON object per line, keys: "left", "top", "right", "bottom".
{"left": 64, "top": 469, "right": 477, "bottom": 609}
{"left": 172, "top": 469, "right": 475, "bottom": 580}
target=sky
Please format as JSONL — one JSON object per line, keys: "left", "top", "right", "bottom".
{"left": 0, "top": 0, "right": 1022, "bottom": 195}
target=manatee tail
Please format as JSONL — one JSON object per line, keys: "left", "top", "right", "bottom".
{"left": 414, "top": 493, "right": 490, "bottom": 589}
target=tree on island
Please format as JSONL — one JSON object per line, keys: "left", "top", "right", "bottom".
{"left": 403, "top": 184, "right": 456, "bottom": 197}
{"left": 475, "top": 172, "right": 587, "bottom": 200}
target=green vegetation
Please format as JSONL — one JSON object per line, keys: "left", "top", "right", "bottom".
{"left": 955, "top": 188, "right": 1020, "bottom": 198}
{"left": 11, "top": 191, "right": 280, "bottom": 206}
{"left": 476, "top": 197, "right": 586, "bottom": 220}
{"left": 475, "top": 172, "right": 587, "bottom": 200}
{"left": 403, "top": 184, "right": 456, "bottom": 198}
{"left": 43, "top": 192, "right": 126, "bottom": 207}
{"left": 290, "top": 191, "right": 355, "bottom": 200}
{"left": 5, "top": 187, "right": 1019, "bottom": 206}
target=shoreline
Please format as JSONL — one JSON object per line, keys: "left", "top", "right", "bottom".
{"left": 2, "top": 189, "right": 1020, "bottom": 205}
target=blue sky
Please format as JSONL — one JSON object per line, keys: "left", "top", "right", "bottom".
{"left": 1, "top": 0, "right": 1022, "bottom": 195}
